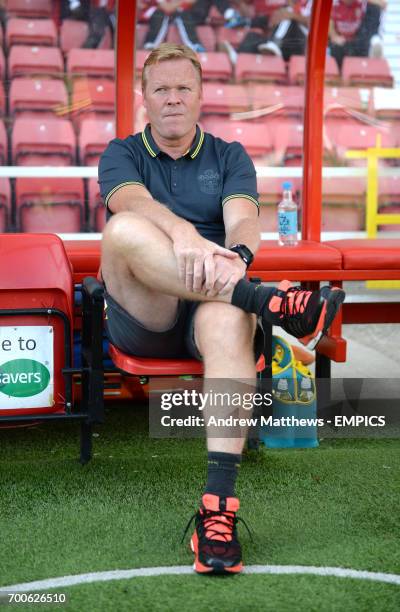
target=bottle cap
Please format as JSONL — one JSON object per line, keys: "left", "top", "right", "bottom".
{"left": 282, "top": 181, "right": 292, "bottom": 190}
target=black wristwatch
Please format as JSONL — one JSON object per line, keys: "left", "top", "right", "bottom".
{"left": 229, "top": 243, "right": 254, "bottom": 268}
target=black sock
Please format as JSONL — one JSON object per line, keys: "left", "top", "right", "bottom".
{"left": 205, "top": 451, "right": 242, "bottom": 499}
{"left": 231, "top": 279, "right": 277, "bottom": 323}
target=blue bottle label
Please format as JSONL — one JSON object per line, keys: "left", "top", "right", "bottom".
{"left": 278, "top": 211, "right": 297, "bottom": 235}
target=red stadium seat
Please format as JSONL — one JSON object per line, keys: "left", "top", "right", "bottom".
{"left": 67, "top": 49, "right": 114, "bottom": 79}
{"left": 167, "top": 24, "right": 216, "bottom": 52}
{"left": 71, "top": 78, "right": 115, "bottom": 119}
{"left": 135, "top": 23, "right": 149, "bottom": 49}
{"left": 79, "top": 118, "right": 115, "bottom": 165}
{"left": 201, "top": 117, "right": 273, "bottom": 158}
{"left": 198, "top": 51, "right": 232, "bottom": 81}
{"left": 324, "top": 118, "right": 396, "bottom": 161}
{"left": 342, "top": 57, "right": 393, "bottom": 87}
{"left": 8, "top": 45, "right": 63, "bottom": 78}
{"left": 236, "top": 54, "right": 286, "bottom": 84}
{"left": 289, "top": 55, "right": 339, "bottom": 85}
{"left": 9, "top": 78, "right": 68, "bottom": 116}
{"left": 12, "top": 117, "right": 76, "bottom": 165}
{"left": 324, "top": 86, "right": 366, "bottom": 118}
{"left": 60, "top": 18, "right": 112, "bottom": 52}
{"left": 207, "top": 5, "right": 225, "bottom": 26}
{"left": 250, "top": 84, "right": 304, "bottom": 118}
{"left": 0, "top": 120, "right": 8, "bottom": 164}
{"left": 15, "top": 177, "right": 84, "bottom": 233}
{"left": 216, "top": 26, "right": 252, "bottom": 49}
{"left": 0, "top": 82, "right": 5, "bottom": 116}
{"left": 6, "top": 18, "right": 57, "bottom": 47}
{"left": 88, "top": 177, "right": 105, "bottom": 231}
{"left": 0, "top": 178, "right": 11, "bottom": 232}
{"left": 267, "top": 118, "right": 304, "bottom": 165}
{"left": 201, "top": 82, "right": 251, "bottom": 115}
{"left": 6, "top": 0, "right": 52, "bottom": 18}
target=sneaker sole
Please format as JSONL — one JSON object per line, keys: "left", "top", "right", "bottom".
{"left": 190, "top": 537, "right": 243, "bottom": 575}
{"left": 300, "top": 287, "right": 345, "bottom": 350}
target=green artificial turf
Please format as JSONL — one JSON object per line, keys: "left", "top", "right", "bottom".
{"left": 0, "top": 403, "right": 399, "bottom": 611}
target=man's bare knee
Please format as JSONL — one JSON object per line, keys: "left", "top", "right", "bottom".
{"left": 102, "top": 211, "right": 157, "bottom": 255}
{"left": 195, "top": 303, "right": 255, "bottom": 359}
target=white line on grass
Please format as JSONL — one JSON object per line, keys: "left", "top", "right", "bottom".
{"left": 1, "top": 565, "right": 400, "bottom": 592}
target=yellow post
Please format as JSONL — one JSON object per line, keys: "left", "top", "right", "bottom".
{"left": 345, "top": 136, "right": 400, "bottom": 288}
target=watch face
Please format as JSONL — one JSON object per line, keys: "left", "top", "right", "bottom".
{"left": 230, "top": 244, "right": 254, "bottom": 266}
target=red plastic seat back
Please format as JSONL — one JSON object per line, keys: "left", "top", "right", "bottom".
{"left": 0, "top": 234, "right": 74, "bottom": 417}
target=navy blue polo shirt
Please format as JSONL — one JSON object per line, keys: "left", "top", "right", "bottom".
{"left": 98, "top": 124, "right": 259, "bottom": 246}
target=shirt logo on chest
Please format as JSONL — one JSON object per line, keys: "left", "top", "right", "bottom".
{"left": 198, "top": 169, "right": 220, "bottom": 195}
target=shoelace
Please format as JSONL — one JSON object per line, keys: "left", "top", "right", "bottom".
{"left": 181, "top": 509, "right": 253, "bottom": 545}
{"left": 280, "top": 286, "right": 311, "bottom": 318}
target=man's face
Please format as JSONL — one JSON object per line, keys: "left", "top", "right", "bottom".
{"left": 142, "top": 58, "right": 202, "bottom": 142}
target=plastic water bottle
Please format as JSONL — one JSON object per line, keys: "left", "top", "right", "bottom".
{"left": 278, "top": 181, "right": 298, "bottom": 246}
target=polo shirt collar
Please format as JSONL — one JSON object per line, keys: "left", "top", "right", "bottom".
{"left": 141, "top": 124, "right": 204, "bottom": 159}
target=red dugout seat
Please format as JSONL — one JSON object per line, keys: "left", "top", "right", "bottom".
{"left": 15, "top": 177, "right": 84, "bottom": 233}
{"left": 289, "top": 55, "right": 339, "bottom": 85}
{"left": 88, "top": 177, "right": 105, "bottom": 231}
{"left": 6, "top": 18, "right": 57, "bottom": 47}
{"left": 342, "top": 57, "right": 393, "bottom": 88}
{"left": 12, "top": 117, "right": 76, "bottom": 165}
{"left": 236, "top": 54, "right": 286, "bottom": 84}
{"left": 201, "top": 117, "right": 273, "bottom": 158}
{"left": 79, "top": 118, "right": 115, "bottom": 166}
{"left": 0, "top": 178, "right": 11, "bottom": 232}
{"left": 9, "top": 78, "right": 68, "bottom": 116}
{"left": 6, "top": 0, "right": 52, "bottom": 18}
{"left": 8, "top": 45, "right": 63, "bottom": 78}
{"left": 67, "top": 49, "right": 114, "bottom": 79}
{"left": 198, "top": 51, "right": 232, "bottom": 81}
{"left": 201, "top": 82, "right": 251, "bottom": 115}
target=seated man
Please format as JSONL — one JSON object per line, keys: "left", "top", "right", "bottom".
{"left": 329, "top": 0, "right": 371, "bottom": 68}
{"left": 99, "top": 43, "right": 345, "bottom": 574}
{"left": 223, "top": 0, "right": 312, "bottom": 63}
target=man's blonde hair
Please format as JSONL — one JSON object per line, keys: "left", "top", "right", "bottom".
{"left": 141, "top": 43, "right": 203, "bottom": 92}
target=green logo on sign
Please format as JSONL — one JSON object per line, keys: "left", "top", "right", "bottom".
{"left": 0, "top": 359, "right": 50, "bottom": 397}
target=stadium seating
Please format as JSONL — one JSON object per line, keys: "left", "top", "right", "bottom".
{"left": 71, "top": 78, "right": 115, "bottom": 118}
{"left": 8, "top": 45, "right": 63, "bottom": 78}
{"left": 289, "top": 55, "right": 340, "bottom": 85}
{"left": 198, "top": 51, "right": 232, "bottom": 81}
{"left": 9, "top": 77, "right": 68, "bottom": 116}
{"left": 12, "top": 117, "right": 76, "bottom": 165}
{"left": 250, "top": 84, "right": 304, "bottom": 117}
{"left": 236, "top": 54, "right": 286, "bottom": 84}
{"left": 0, "top": 120, "right": 8, "bottom": 165}
{"left": 79, "top": 118, "right": 115, "bottom": 165}
{"left": 201, "top": 82, "right": 251, "bottom": 115}
{"left": 324, "top": 118, "right": 396, "bottom": 162}
{"left": 267, "top": 118, "right": 304, "bottom": 165}
{"left": 201, "top": 117, "right": 273, "bottom": 158}
{"left": 0, "top": 47, "right": 4, "bottom": 80}
{"left": 342, "top": 57, "right": 393, "bottom": 88}
{"left": 15, "top": 177, "right": 84, "bottom": 233}
{"left": 6, "top": 18, "right": 57, "bottom": 47}
{"left": 6, "top": 0, "right": 52, "bottom": 18}
{"left": 0, "top": 82, "right": 5, "bottom": 116}
{"left": 88, "top": 177, "right": 106, "bottom": 232}
{"left": 167, "top": 24, "right": 216, "bottom": 52}
{"left": 60, "top": 18, "right": 112, "bottom": 52}
{"left": 0, "top": 178, "right": 11, "bottom": 232}
{"left": 135, "top": 23, "right": 148, "bottom": 49}
{"left": 324, "top": 86, "right": 366, "bottom": 118}
{"left": 67, "top": 49, "right": 114, "bottom": 79}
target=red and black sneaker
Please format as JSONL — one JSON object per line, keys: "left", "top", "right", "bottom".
{"left": 265, "top": 280, "right": 345, "bottom": 349}
{"left": 183, "top": 494, "right": 250, "bottom": 574}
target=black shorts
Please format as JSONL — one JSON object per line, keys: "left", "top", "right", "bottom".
{"left": 104, "top": 290, "right": 265, "bottom": 361}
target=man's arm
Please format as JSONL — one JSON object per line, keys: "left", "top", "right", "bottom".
{"left": 203, "top": 198, "right": 260, "bottom": 297}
